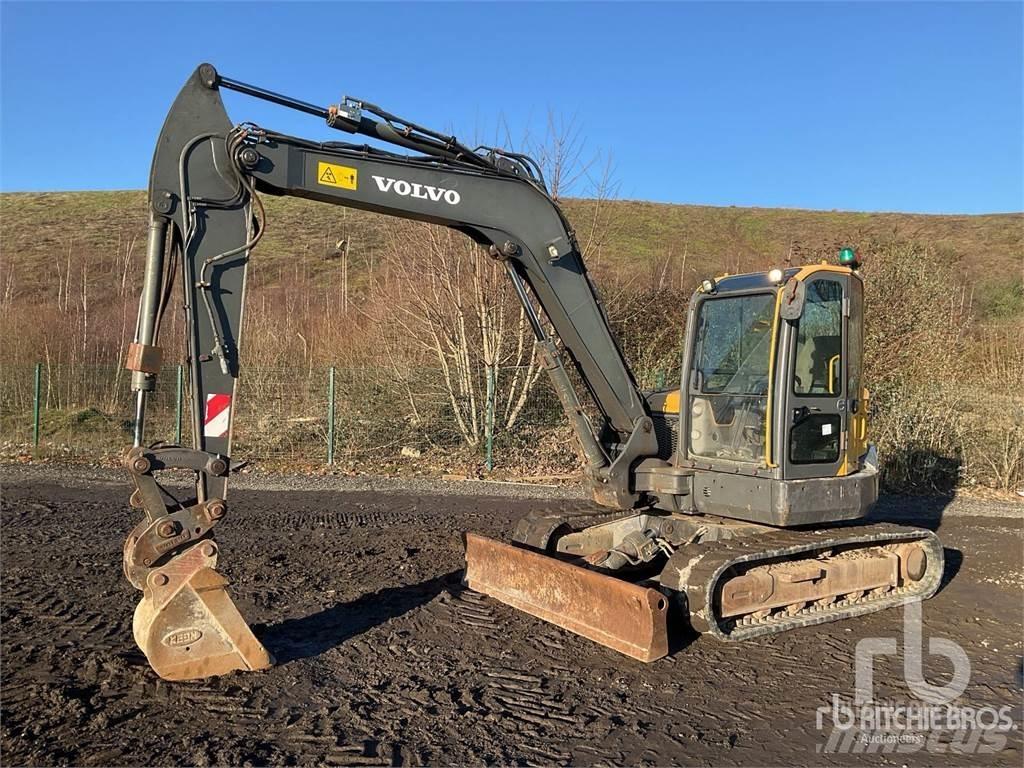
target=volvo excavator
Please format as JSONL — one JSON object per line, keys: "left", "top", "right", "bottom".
{"left": 123, "top": 64, "right": 944, "bottom": 681}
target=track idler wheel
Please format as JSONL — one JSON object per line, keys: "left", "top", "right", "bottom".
{"left": 131, "top": 541, "right": 273, "bottom": 681}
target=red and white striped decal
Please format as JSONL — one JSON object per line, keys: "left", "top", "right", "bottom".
{"left": 204, "top": 393, "right": 232, "bottom": 438}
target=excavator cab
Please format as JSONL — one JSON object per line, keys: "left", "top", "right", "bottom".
{"left": 631, "top": 264, "right": 874, "bottom": 524}
{"left": 673, "top": 264, "right": 868, "bottom": 485}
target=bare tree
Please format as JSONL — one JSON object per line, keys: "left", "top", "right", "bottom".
{"left": 352, "top": 112, "right": 623, "bottom": 462}
{"left": 366, "top": 223, "right": 544, "bottom": 450}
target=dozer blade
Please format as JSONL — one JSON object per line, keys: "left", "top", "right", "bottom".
{"left": 463, "top": 533, "right": 669, "bottom": 662}
{"left": 132, "top": 541, "right": 273, "bottom": 681}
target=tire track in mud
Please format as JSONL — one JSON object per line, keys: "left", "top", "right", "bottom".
{"left": 480, "top": 666, "right": 580, "bottom": 730}
{"left": 257, "top": 505, "right": 422, "bottom": 531}
{"left": 171, "top": 684, "right": 271, "bottom": 730}
{"left": 444, "top": 587, "right": 501, "bottom": 634}
{"left": 426, "top": 588, "right": 665, "bottom": 765}
{"left": 3, "top": 582, "right": 130, "bottom": 654}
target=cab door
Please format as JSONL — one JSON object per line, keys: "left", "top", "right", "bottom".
{"left": 782, "top": 274, "right": 849, "bottom": 479}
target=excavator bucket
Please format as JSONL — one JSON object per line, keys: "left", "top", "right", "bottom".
{"left": 131, "top": 542, "right": 273, "bottom": 681}
{"left": 463, "top": 533, "right": 669, "bottom": 662}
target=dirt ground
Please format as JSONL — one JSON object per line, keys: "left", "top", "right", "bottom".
{"left": 1, "top": 469, "right": 1021, "bottom": 767}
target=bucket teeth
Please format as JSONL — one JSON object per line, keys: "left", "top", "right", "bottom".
{"left": 131, "top": 542, "right": 273, "bottom": 681}
{"left": 463, "top": 532, "right": 669, "bottom": 662}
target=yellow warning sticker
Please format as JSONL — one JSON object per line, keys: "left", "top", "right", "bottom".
{"left": 317, "top": 161, "right": 358, "bottom": 190}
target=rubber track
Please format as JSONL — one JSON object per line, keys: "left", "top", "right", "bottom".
{"left": 662, "top": 522, "right": 944, "bottom": 641}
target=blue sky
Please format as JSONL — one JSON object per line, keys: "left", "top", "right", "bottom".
{"left": 1, "top": 1, "right": 1021, "bottom": 213}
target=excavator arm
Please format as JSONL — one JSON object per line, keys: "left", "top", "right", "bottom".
{"left": 124, "top": 64, "right": 660, "bottom": 679}
{"left": 132, "top": 63, "right": 657, "bottom": 501}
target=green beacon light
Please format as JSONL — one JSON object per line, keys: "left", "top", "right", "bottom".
{"left": 839, "top": 247, "right": 860, "bottom": 269}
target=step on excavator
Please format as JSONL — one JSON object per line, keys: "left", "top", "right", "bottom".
{"left": 124, "top": 64, "right": 943, "bottom": 680}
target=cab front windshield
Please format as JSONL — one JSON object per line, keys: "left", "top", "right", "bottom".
{"left": 688, "top": 293, "right": 774, "bottom": 462}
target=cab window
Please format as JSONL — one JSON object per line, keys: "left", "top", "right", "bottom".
{"left": 688, "top": 293, "right": 774, "bottom": 463}
{"left": 793, "top": 280, "right": 843, "bottom": 396}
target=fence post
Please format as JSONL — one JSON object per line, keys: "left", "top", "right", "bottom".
{"left": 32, "top": 362, "right": 42, "bottom": 452}
{"left": 484, "top": 366, "right": 495, "bottom": 472}
{"left": 174, "top": 364, "right": 184, "bottom": 444}
{"left": 327, "top": 366, "right": 336, "bottom": 466}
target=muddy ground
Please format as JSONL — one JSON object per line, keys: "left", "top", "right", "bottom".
{"left": 1, "top": 470, "right": 1021, "bottom": 767}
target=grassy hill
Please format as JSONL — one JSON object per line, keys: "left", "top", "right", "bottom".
{"left": 1, "top": 191, "right": 1021, "bottom": 314}
{"left": 1, "top": 191, "right": 1021, "bottom": 492}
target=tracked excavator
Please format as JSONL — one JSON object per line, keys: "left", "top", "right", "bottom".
{"left": 123, "top": 64, "right": 943, "bottom": 680}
